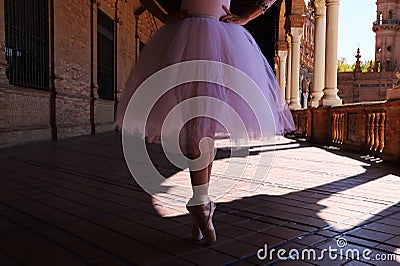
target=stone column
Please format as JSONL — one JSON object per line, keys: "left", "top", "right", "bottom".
{"left": 320, "top": 0, "right": 342, "bottom": 106}
{"left": 274, "top": 55, "right": 280, "bottom": 83}
{"left": 91, "top": 0, "right": 99, "bottom": 98}
{"left": 309, "top": 0, "right": 326, "bottom": 107}
{"left": 0, "top": 0, "right": 9, "bottom": 85}
{"left": 277, "top": 50, "right": 288, "bottom": 97}
{"left": 90, "top": 0, "right": 99, "bottom": 134}
{"left": 289, "top": 27, "right": 303, "bottom": 110}
{"left": 286, "top": 34, "right": 292, "bottom": 104}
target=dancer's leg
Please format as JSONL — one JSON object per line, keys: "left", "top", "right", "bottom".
{"left": 185, "top": 123, "right": 217, "bottom": 244}
{"left": 186, "top": 137, "right": 213, "bottom": 205}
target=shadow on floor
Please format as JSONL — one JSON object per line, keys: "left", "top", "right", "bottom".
{"left": 0, "top": 132, "right": 399, "bottom": 265}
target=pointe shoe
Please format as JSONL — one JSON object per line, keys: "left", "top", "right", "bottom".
{"left": 187, "top": 201, "right": 216, "bottom": 244}
{"left": 191, "top": 216, "right": 203, "bottom": 241}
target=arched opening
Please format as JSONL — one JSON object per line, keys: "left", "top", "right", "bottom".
{"left": 378, "top": 12, "right": 383, "bottom": 22}
{"left": 301, "top": 77, "right": 308, "bottom": 108}
{"left": 231, "top": 0, "right": 282, "bottom": 68}
{"left": 307, "top": 82, "right": 312, "bottom": 103}
{"left": 388, "top": 10, "right": 393, "bottom": 20}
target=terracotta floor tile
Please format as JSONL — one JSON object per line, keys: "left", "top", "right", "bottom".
{"left": 180, "top": 247, "right": 236, "bottom": 265}
{"left": 38, "top": 227, "right": 109, "bottom": 262}
{"left": 376, "top": 218, "right": 400, "bottom": 227}
{"left": 235, "top": 219, "right": 276, "bottom": 232}
{"left": 213, "top": 213, "right": 246, "bottom": 225}
{"left": 314, "top": 230, "right": 340, "bottom": 238}
{"left": 386, "top": 236, "right": 400, "bottom": 246}
{"left": 295, "top": 234, "right": 327, "bottom": 246}
{"left": 236, "top": 232, "right": 285, "bottom": 247}
{"left": 0, "top": 250, "right": 20, "bottom": 266}
{"left": 285, "top": 222, "right": 318, "bottom": 232}
{"left": 61, "top": 221, "right": 172, "bottom": 264}
{"left": 277, "top": 260, "right": 316, "bottom": 265}
{"left": 363, "top": 222, "right": 400, "bottom": 235}
{"left": 152, "top": 257, "right": 196, "bottom": 265}
{"left": 255, "top": 216, "right": 289, "bottom": 226}
{"left": 348, "top": 228, "right": 396, "bottom": 243}
{"left": 263, "top": 226, "right": 305, "bottom": 241}
{"left": 0, "top": 231, "right": 85, "bottom": 265}
{"left": 342, "top": 260, "right": 373, "bottom": 265}
{"left": 343, "top": 235, "right": 381, "bottom": 248}
{"left": 134, "top": 229, "right": 202, "bottom": 255}
{"left": 375, "top": 244, "right": 400, "bottom": 255}
{"left": 218, "top": 225, "right": 255, "bottom": 238}
{"left": 1, "top": 132, "right": 400, "bottom": 265}
{"left": 89, "top": 257, "right": 127, "bottom": 266}
{"left": 212, "top": 239, "right": 258, "bottom": 259}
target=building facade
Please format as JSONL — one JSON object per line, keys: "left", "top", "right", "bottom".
{"left": 337, "top": 0, "right": 399, "bottom": 104}
{"left": 1, "top": 0, "right": 342, "bottom": 148}
{"left": 0, "top": 0, "right": 161, "bottom": 147}
{"left": 299, "top": 1, "right": 315, "bottom": 108}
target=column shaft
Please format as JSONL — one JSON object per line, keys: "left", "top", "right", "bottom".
{"left": 286, "top": 35, "right": 292, "bottom": 104}
{"left": 309, "top": 1, "right": 326, "bottom": 107}
{"left": 289, "top": 27, "right": 303, "bottom": 110}
{"left": 277, "top": 50, "right": 288, "bottom": 98}
{"left": 321, "top": 0, "right": 342, "bottom": 106}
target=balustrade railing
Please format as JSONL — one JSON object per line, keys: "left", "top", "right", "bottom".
{"left": 373, "top": 19, "right": 400, "bottom": 26}
{"left": 367, "top": 112, "right": 386, "bottom": 152}
{"left": 332, "top": 113, "right": 344, "bottom": 144}
{"left": 291, "top": 100, "right": 398, "bottom": 162}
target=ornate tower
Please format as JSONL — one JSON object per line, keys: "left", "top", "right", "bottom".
{"left": 372, "top": 0, "right": 400, "bottom": 72}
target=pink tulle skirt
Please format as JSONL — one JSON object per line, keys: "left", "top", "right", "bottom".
{"left": 115, "top": 17, "right": 295, "bottom": 152}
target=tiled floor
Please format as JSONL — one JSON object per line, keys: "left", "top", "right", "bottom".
{"left": 0, "top": 132, "right": 399, "bottom": 265}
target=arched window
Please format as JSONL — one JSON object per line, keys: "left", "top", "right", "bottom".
{"left": 379, "top": 12, "right": 383, "bottom": 22}
{"left": 388, "top": 11, "right": 393, "bottom": 19}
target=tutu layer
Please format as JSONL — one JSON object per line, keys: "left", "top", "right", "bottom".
{"left": 116, "top": 17, "right": 295, "bottom": 151}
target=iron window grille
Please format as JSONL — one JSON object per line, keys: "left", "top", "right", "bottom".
{"left": 4, "top": 0, "right": 49, "bottom": 90}
{"left": 97, "top": 10, "right": 115, "bottom": 100}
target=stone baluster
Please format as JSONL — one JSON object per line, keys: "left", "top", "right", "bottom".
{"left": 368, "top": 113, "right": 375, "bottom": 150}
{"left": 373, "top": 113, "right": 380, "bottom": 151}
{"left": 378, "top": 112, "right": 386, "bottom": 153}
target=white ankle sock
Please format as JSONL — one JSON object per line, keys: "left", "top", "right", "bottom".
{"left": 188, "top": 184, "right": 210, "bottom": 206}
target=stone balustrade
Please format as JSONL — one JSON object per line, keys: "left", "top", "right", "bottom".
{"left": 291, "top": 100, "right": 400, "bottom": 162}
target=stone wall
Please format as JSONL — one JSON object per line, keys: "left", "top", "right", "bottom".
{"left": 0, "top": 0, "right": 157, "bottom": 148}
{"left": 338, "top": 71, "right": 395, "bottom": 104}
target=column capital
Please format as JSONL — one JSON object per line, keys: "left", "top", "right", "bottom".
{"left": 312, "top": 0, "right": 326, "bottom": 8}
{"left": 277, "top": 50, "right": 288, "bottom": 62}
{"left": 313, "top": 0, "right": 327, "bottom": 17}
{"left": 290, "top": 27, "right": 303, "bottom": 43}
{"left": 326, "top": 0, "right": 340, "bottom": 6}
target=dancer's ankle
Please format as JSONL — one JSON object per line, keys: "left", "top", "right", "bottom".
{"left": 187, "top": 195, "right": 211, "bottom": 206}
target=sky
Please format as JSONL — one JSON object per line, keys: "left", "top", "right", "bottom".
{"left": 337, "top": 0, "right": 376, "bottom": 64}
{"left": 305, "top": 0, "right": 377, "bottom": 65}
